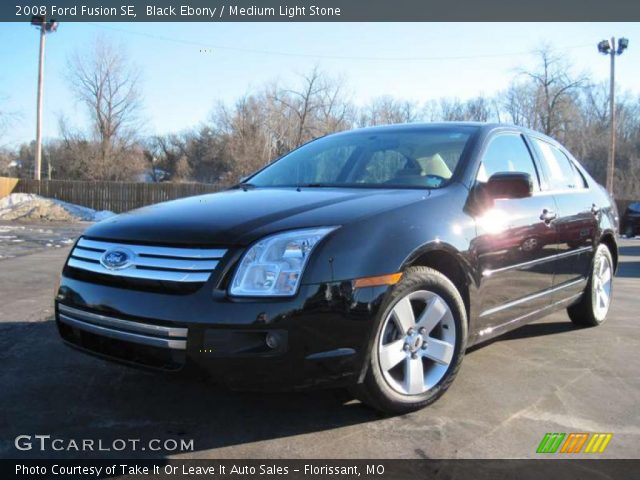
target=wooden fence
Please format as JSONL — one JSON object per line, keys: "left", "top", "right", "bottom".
{"left": 1, "top": 177, "right": 222, "bottom": 213}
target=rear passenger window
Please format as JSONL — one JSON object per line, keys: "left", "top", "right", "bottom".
{"left": 532, "top": 139, "right": 587, "bottom": 190}
{"left": 477, "top": 134, "right": 540, "bottom": 190}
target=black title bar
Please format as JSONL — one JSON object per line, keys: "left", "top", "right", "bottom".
{"left": 5, "top": 0, "right": 640, "bottom": 22}
{"left": 4, "top": 459, "right": 640, "bottom": 480}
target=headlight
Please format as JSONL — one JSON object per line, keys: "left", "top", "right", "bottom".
{"left": 229, "top": 227, "right": 338, "bottom": 297}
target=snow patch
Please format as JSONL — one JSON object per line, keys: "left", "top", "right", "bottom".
{"left": 0, "top": 193, "right": 115, "bottom": 222}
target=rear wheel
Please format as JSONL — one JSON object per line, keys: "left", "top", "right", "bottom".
{"left": 354, "top": 267, "right": 467, "bottom": 414}
{"left": 567, "top": 244, "right": 614, "bottom": 327}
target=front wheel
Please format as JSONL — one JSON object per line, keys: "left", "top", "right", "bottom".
{"left": 567, "top": 244, "right": 614, "bottom": 327}
{"left": 354, "top": 267, "right": 467, "bottom": 414}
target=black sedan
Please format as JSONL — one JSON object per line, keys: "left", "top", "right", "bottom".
{"left": 55, "top": 123, "right": 618, "bottom": 414}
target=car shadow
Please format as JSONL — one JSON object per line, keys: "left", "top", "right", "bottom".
{"left": 497, "top": 321, "right": 578, "bottom": 341}
{"left": 0, "top": 319, "right": 382, "bottom": 460}
{"left": 466, "top": 321, "right": 578, "bottom": 353}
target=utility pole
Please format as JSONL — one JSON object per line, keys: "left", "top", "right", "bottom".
{"left": 608, "top": 37, "right": 615, "bottom": 197}
{"left": 34, "top": 20, "right": 45, "bottom": 181}
{"left": 30, "top": 16, "right": 58, "bottom": 181}
{"left": 598, "top": 37, "right": 629, "bottom": 196}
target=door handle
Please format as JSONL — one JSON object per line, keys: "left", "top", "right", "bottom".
{"left": 591, "top": 203, "right": 600, "bottom": 215}
{"left": 540, "top": 209, "right": 557, "bottom": 224}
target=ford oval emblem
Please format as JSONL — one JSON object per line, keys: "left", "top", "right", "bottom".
{"left": 100, "top": 248, "right": 135, "bottom": 271}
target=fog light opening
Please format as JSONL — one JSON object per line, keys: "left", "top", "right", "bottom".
{"left": 265, "top": 332, "right": 281, "bottom": 350}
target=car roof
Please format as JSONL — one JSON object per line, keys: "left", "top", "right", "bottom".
{"left": 333, "top": 122, "right": 559, "bottom": 145}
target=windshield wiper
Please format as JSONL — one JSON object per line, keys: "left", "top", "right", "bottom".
{"left": 233, "top": 182, "right": 257, "bottom": 190}
{"left": 297, "top": 183, "right": 326, "bottom": 188}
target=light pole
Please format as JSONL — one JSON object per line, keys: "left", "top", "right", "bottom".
{"left": 597, "top": 37, "right": 629, "bottom": 196}
{"left": 30, "top": 15, "right": 58, "bottom": 181}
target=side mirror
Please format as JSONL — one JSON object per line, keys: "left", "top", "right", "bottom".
{"left": 485, "top": 172, "right": 533, "bottom": 199}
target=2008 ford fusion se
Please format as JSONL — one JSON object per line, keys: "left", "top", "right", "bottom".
{"left": 56, "top": 123, "right": 618, "bottom": 413}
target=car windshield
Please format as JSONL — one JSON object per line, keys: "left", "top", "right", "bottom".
{"left": 247, "top": 126, "right": 478, "bottom": 189}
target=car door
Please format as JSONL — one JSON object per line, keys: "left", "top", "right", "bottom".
{"left": 472, "top": 133, "right": 559, "bottom": 332}
{"left": 529, "top": 137, "right": 598, "bottom": 301}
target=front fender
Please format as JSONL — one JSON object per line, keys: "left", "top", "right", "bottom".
{"left": 301, "top": 184, "right": 476, "bottom": 286}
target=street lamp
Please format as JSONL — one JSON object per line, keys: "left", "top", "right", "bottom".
{"left": 598, "top": 36, "right": 629, "bottom": 196}
{"left": 30, "top": 15, "right": 58, "bottom": 181}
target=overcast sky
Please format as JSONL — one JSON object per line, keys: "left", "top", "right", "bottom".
{"left": 1, "top": 22, "right": 639, "bottom": 147}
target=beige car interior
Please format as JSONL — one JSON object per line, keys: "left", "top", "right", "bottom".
{"left": 417, "top": 153, "right": 453, "bottom": 179}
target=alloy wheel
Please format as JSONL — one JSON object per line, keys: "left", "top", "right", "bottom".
{"left": 592, "top": 253, "right": 613, "bottom": 320}
{"left": 378, "top": 290, "right": 456, "bottom": 395}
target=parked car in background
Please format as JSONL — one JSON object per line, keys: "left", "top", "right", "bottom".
{"left": 622, "top": 202, "right": 640, "bottom": 237}
{"left": 55, "top": 123, "right": 619, "bottom": 414}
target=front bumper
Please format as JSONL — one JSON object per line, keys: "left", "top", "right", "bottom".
{"left": 55, "top": 274, "right": 391, "bottom": 390}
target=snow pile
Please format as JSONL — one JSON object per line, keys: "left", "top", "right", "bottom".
{"left": 0, "top": 193, "right": 115, "bottom": 222}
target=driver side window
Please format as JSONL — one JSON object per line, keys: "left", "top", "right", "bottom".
{"left": 477, "top": 134, "right": 540, "bottom": 191}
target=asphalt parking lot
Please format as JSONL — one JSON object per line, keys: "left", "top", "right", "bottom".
{"left": 0, "top": 224, "right": 638, "bottom": 459}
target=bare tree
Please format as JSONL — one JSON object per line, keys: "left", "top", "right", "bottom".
{"left": 211, "top": 95, "right": 274, "bottom": 177}
{"left": 0, "top": 95, "right": 19, "bottom": 147}
{"left": 273, "top": 67, "right": 324, "bottom": 147}
{"left": 506, "top": 46, "right": 585, "bottom": 137}
{"left": 149, "top": 133, "right": 187, "bottom": 179}
{"left": 425, "top": 97, "right": 496, "bottom": 122}
{"left": 317, "top": 75, "right": 354, "bottom": 135}
{"left": 0, "top": 147, "right": 16, "bottom": 176}
{"left": 271, "top": 67, "right": 352, "bottom": 147}
{"left": 359, "top": 96, "right": 421, "bottom": 126}
{"left": 151, "top": 126, "right": 231, "bottom": 184}
{"left": 201, "top": 68, "right": 354, "bottom": 181}
{"left": 502, "top": 82, "right": 538, "bottom": 128}
{"left": 463, "top": 97, "right": 496, "bottom": 122}
{"left": 0, "top": 109, "right": 10, "bottom": 143}
{"left": 66, "top": 37, "right": 145, "bottom": 180}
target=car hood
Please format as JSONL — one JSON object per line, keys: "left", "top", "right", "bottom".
{"left": 83, "top": 187, "right": 432, "bottom": 246}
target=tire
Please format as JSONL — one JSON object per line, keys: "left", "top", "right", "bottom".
{"left": 353, "top": 266, "right": 467, "bottom": 415}
{"left": 567, "top": 244, "right": 614, "bottom": 327}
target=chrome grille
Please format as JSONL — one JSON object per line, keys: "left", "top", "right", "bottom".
{"left": 58, "top": 304, "right": 187, "bottom": 350}
{"left": 68, "top": 237, "right": 226, "bottom": 283}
